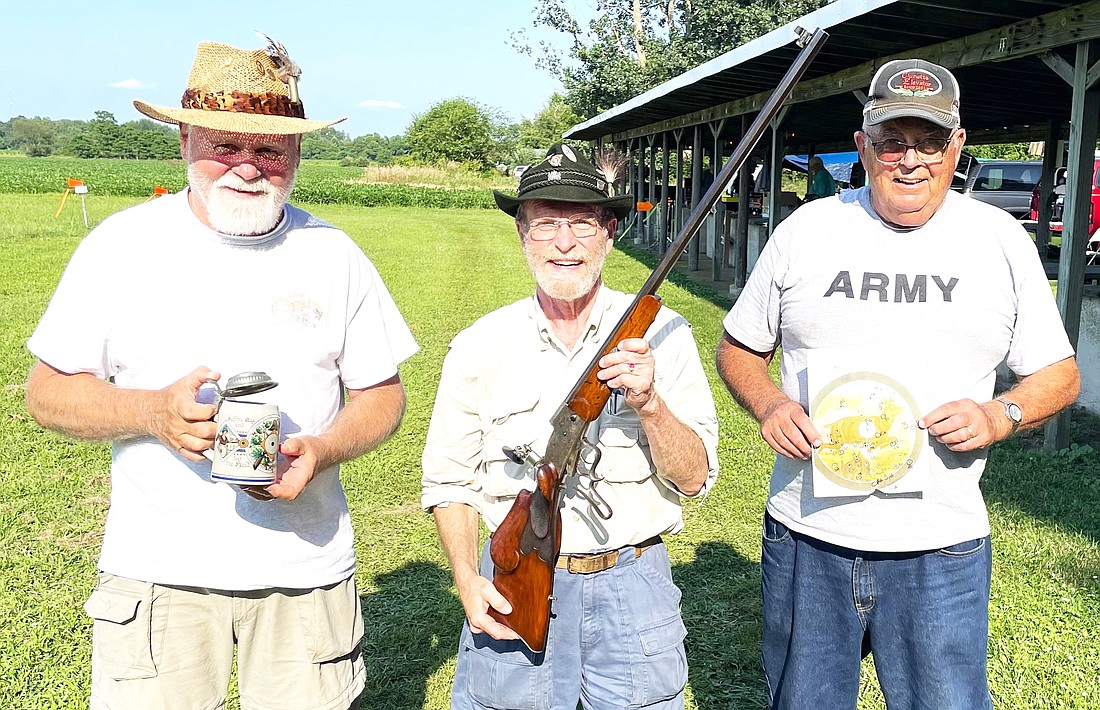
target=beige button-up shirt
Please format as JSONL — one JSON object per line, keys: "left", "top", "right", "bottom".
{"left": 421, "top": 286, "right": 719, "bottom": 554}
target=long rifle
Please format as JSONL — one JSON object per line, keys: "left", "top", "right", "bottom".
{"left": 488, "top": 26, "right": 829, "bottom": 653}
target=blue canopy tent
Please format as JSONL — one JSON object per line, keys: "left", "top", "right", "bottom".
{"left": 784, "top": 151, "right": 861, "bottom": 184}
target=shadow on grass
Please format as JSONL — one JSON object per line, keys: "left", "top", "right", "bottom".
{"left": 980, "top": 408, "right": 1100, "bottom": 585}
{"left": 359, "top": 561, "right": 464, "bottom": 709}
{"left": 357, "top": 547, "right": 768, "bottom": 709}
{"left": 675, "top": 541, "right": 768, "bottom": 709}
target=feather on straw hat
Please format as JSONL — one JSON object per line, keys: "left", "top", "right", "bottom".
{"left": 133, "top": 37, "right": 343, "bottom": 134}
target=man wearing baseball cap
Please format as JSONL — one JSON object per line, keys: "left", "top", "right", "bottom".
{"left": 26, "top": 36, "right": 418, "bottom": 709}
{"left": 716, "top": 59, "right": 1079, "bottom": 707}
{"left": 422, "top": 144, "right": 719, "bottom": 708}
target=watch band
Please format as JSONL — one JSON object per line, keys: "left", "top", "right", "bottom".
{"left": 995, "top": 397, "right": 1022, "bottom": 435}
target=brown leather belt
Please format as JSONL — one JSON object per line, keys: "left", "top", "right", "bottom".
{"left": 555, "top": 535, "right": 662, "bottom": 574}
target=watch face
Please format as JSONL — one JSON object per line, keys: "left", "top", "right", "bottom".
{"left": 1007, "top": 402, "right": 1023, "bottom": 422}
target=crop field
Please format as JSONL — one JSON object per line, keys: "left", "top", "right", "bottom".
{"left": 1, "top": 179, "right": 1099, "bottom": 708}
{"left": 0, "top": 157, "right": 498, "bottom": 209}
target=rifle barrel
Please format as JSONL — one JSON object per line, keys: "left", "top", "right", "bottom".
{"left": 563, "top": 26, "right": 830, "bottom": 408}
{"left": 639, "top": 27, "right": 829, "bottom": 296}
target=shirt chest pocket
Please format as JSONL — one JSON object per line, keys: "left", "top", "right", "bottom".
{"left": 479, "top": 384, "right": 544, "bottom": 499}
{"left": 594, "top": 414, "right": 655, "bottom": 483}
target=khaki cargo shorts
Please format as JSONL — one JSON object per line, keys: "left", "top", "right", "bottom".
{"left": 84, "top": 572, "right": 365, "bottom": 710}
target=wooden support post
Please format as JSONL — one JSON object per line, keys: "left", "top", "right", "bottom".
{"left": 642, "top": 134, "right": 651, "bottom": 248}
{"left": 1036, "top": 120, "right": 1060, "bottom": 258}
{"left": 734, "top": 117, "right": 752, "bottom": 290}
{"left": 690, "top": 124, "right": 703, "bottom": 271}
{"left": 660, "top": 132, "right": 670, "bottom": 255}
{"left": 673, "top": 129, "right": 685, "bottom": 235}
{"left": 709, "top": 119, "right": 726, "bottom": 282}
{"left": 768, "top": 121, "right": 783, "bottom": 239}
{"left": 1046, "top": 39, "right": 1100, "bottom": 452}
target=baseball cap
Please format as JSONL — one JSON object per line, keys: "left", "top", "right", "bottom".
{"left": 863, "top": 59, "right": 960, "bottom": 130}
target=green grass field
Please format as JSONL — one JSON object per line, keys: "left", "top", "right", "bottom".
{"left": 1, "top": 193, "right": 1099, "bottom": 708}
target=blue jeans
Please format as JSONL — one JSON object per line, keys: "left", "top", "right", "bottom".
{"left": 450, "top": 540, "right": 688, "bottom": 709}
{"left": 761, "top": 511, "right": 993, "bottom": 710}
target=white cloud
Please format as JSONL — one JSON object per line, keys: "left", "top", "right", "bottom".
{"left": 109, "top": 78, "right": 153, "bottom": 90}
{"left": 356, "top": 99, "right": 404, "bottom": 110}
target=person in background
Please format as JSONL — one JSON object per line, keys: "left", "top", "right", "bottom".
{"left": 804, "top": 154, "right": 837, "bottom": 201}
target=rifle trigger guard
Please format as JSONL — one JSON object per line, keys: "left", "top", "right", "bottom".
{"left": 577, "top": 439, "right": 603, "bottom": 480}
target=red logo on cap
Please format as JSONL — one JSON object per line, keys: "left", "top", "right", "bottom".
{"left": 887, "top": 70, "right": 942, "bottom": 97}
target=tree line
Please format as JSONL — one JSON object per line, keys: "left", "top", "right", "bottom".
{"left": 0, "top": 93, "right": 582, "bottom": 173}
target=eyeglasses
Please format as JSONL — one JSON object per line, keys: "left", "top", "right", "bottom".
{"left": 868, "top": 135, "right": 953, "bottom": 166}
{"left": 525, "top": 215, "right": 605, "bottom": 240}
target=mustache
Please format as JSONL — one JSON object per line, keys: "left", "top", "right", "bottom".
{"left": 214, "top": 173, "right": 273, "bottom": 195}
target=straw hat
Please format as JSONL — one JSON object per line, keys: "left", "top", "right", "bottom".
{"left": 494, "top": 143, "right": 634, "bottom": 220}
{"left": 134, "top": 37, "right": 343, "bottom": 135}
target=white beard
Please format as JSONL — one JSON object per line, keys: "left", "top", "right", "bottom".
{"left": 187, "top": 166, "right": 295, "bottom": 236}
{"left": 524, "top": 244, "right": 607, "bottom": 302}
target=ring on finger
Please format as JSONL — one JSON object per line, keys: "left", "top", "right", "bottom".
{"left": 966, "top": 425, "right": 975, "bottom": 438}
{"left": 628, "top": 363, "right": 635, "bottom": 372}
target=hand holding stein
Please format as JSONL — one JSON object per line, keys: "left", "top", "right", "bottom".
{"left": 202, "top": 372, "right": 280, "bottom": 485}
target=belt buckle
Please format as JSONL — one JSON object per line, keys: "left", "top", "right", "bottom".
{"left": 567, "top": 550, "right": 618, "bottom": 574}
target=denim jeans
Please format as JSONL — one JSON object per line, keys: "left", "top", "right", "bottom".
{"left": 761, "top": 511, "right": 993, "bottom": 710}
{"left": 450, "top": 540, "right": 688, "bottom": 709}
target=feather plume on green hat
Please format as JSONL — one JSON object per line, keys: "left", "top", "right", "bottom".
{"left": 494, "top": 143, "right": 634, "bottom": 220}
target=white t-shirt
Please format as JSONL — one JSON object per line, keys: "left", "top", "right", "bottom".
{"left": 421, "top": 286, "right": 720, "bottom": 553}
{"left": 28, "top": 191, "right": 418, "bottom": 589}
{"left": 723, "top": 188, "right": 1073, "bottom": 552}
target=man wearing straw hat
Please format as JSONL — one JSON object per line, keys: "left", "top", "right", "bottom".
{"left": 25, "top": 36, "right": 417, "bottom": 710}
{"left": 422, "top": 144, "right": 719, "bottom": 709}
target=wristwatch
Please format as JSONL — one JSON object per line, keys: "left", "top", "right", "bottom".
{"left": 995, "top": 397, "right": 1023, "bottom": 435}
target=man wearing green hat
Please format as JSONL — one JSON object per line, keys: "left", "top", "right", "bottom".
{"left": 25, "top": 36, "right": 417, "bottom": 710}
{"left": 422, "top": 144, "right": 719, "bottom": 708}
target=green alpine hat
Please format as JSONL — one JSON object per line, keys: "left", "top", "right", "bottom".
{"left": 494, "top": 143, "right": 635, "bottom": 220}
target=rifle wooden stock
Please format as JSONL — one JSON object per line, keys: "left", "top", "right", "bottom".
{"left": 487, "top": 26, "right": 829, "bottom": 654}
{"left": 489, "top": 462, "right": 561, "bottom": 652}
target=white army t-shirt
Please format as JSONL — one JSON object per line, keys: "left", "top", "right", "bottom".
{"left": 724, "top": 188, "right": 1073, "bottom": 552}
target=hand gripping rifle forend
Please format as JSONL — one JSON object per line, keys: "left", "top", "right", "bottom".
{"left": 487, "top": 27, "right": 829, "bottom": 654}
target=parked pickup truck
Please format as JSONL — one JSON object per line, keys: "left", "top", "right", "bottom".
{"left": 951, "top": 155, "right": 1042, "bottom": 220}
{"left": 1028, "top": 157, "right": 1100, "bottom": 255}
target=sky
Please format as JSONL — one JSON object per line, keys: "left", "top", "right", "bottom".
{"left": 2, "top": 0, "right": 593, "bottom": 139}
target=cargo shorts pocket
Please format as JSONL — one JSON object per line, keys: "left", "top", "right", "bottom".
{"left": 83, "top": 574, "right": 159, "bottom": 681}
{"left": 463, "top": 632, "right": 550, "bottom": 710}
{"left": 628, "top": 550, "right": 688, "bottom": 705}
{"left": 299, "top": 579, "right": 365, "bottom": 664}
